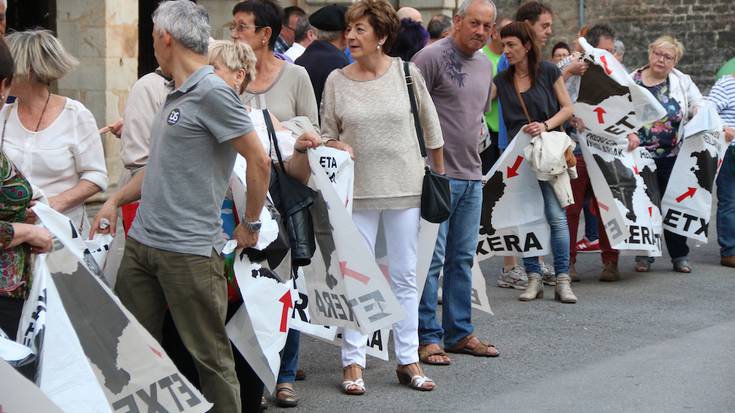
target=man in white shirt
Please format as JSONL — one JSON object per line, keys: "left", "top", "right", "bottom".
{"left": 284, "top": 15, "right": 314, "bottom": 61}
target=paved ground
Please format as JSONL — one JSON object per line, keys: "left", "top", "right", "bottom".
{"left": 270, "top": 237, "right": 735, "bottom": 412}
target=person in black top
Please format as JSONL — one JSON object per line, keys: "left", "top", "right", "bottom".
{"left": 490, "top": 21, "right": 576, "bottom": 303}
{"left": 294, "top": 4, "right": 349, "bottom": 109}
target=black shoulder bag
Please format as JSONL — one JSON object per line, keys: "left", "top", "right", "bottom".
{"left": 263, "top": 109, "right": 317, "bottom": 266}
{"left": 403, "top": 61, "right": 451, "bottom": 223}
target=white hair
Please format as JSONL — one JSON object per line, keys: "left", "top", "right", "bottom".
{"left": 457, "top": 0, "right": 497, "bottom": 22}
{"left": 152, "top": 0, "right": 211, "bottom": 55}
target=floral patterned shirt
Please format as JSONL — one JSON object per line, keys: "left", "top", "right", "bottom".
{"left": 634, "top": 71, "right": 684, "bottom": 158}
{"left": 0, "top": 152, "right": 33, "bottom": 300}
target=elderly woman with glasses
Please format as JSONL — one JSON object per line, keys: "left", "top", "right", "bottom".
{"left": 629, "top": 35, "right": 704, "bottom": 274}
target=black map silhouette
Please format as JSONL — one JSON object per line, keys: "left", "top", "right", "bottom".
{"left": 593, "top": 154, "right": 637, "bottom": 221}
{"left": 639, "top": 164, "right": 661, "bottom": 208}
{"left": 311, "top": 191, "right": 338, "bottom": 289}
{"left": 51, "top": 258, "right": 131, "bottom": 394}
{"left": 250, "top": 266, "right": 281, "bottom": 282}
{"left": 690, "top": 149, "right": 718, "bottom": 193}
{"left": 479, "top": 170, "right": 506, "bottom": 238}
{"left": 577, "top": 63, "right": 630, "bottom": 107}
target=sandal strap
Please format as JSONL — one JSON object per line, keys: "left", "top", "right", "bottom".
{"left": 410, "top": 375, "right": 434, "bottom": 388}
{"left": 341, "top": 378, "right": 365, "bottom": 392}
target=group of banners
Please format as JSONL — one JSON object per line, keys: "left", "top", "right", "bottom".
{"left": 478, "top": 37, "right": 727, "bottom": 260}
{"left": 1, "top": 38, "right": 729, "bottom": 412}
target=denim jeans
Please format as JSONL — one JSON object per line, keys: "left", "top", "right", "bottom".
{"left": 419, "top": 179, "right": 482, "bottom": 348}
{"left": 717, "top": 146, "right": 735, "bottom": 257}
{"left": 277, "top": 329, "right": 299, "bottom": 383}
{"left": 524, "top": 181, "right": 571, "bottom": 275}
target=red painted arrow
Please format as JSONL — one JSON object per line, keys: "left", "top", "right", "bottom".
{"left": 675, "top": 187, "right": 697, "bottom": 203}
{"left": 278, "top": 291, "right": 293, "bottom": 333}
{"left": 600, "top": 55, "right": 613, "bottom": 75}
{"left": 648, "top": 207, "right": 653, "bottom": 217}
{"left": 149, "top": 345, "right": 163, "bottom": 359}
{"left": 340, "top": 261, "right": 371, "bottom": 284}
{"left": 593, "top": 107, "right": 607, "bottom": 124}
{"left": 506, "top": 156, "right": 523, "bottom": 178}
{"left": 633, "top": 165, "right": 639, "bottom": 175}
{"left": 598, "top": 201, "right": 609, "bottom": 212}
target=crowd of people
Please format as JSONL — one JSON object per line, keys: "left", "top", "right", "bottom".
{"left": 0, "top": 0, "right": 733, "bottom": 412}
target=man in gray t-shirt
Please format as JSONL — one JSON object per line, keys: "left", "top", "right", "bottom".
{"left": 412, "top": 0, "right": 500, "bottom": 364}
{"left": 90, "top": 3, "right": 270, "bottom": 412}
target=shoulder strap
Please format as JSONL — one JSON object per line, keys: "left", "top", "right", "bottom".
{"left": 403, "top": 61, "right": 427, "bottom": 158}
{"left": 512, "top": 76, "right": 533, "bottom": 124}
{"left": 262, "top": 109, "right": 286, "bottom": 170}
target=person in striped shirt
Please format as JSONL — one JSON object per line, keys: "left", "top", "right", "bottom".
{"left": 708, "top": 74, "right": 735, "bottom": 267}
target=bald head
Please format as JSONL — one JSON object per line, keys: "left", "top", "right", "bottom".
{"left": 397, "top": 7, "right": 423, "bottom": 24}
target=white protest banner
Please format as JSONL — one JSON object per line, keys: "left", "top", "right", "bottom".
{"left": 477, "top": 132, "right": 550, "bottom": 258}
{"left": 0, "top": 333, "right": 32, "bottom": 362}
{"left": 305, "top": 149, "right": 404, "bottom": 334}
{"left": 39, "top": 247, "right": 211, "bottom": 413}
{"left": 661, "top": 105, "right": 727, "bottom": 242}
{"left": 288, "top": 267, "right": 337, "bottom": 341}
{"left": 573, "top": 37, "right": 667, "bottom": 254}
{"left": 227, "top": 250, "right": 292, "bottom": 394}
{"left": 331, "top": 328, "right": 391, "bottom": 361}
{"left": 0, "top": 358, "right": 64, "bottom": 413}
{"left": 13, "top": 255, "right": 49, "bottom": 375}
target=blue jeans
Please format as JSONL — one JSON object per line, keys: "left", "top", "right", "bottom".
{"left": 277, "top": 329, "right": 299, "bottom": 384}
{"left": 419, "top": 179, "right": 482, "bottom": 348}
{"left": 717, "top": 146, "right": 735, "bottom": 257}
{"left": 523, "top": 181, "right": 570, "bottom": 275}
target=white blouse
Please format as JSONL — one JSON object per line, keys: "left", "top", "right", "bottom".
{"left": 0, "top": 97, "right": 108, "bottom": 230}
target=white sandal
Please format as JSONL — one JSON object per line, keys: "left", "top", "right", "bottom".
{"left": 396, "top": 364, "right": 436, "bottom": 391}
{"left": 341, "top": 364, "right": 365, "bottom": 395}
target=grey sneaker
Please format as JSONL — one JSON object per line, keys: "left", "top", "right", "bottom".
{"left": 540, "top": 262, "right": 556, "bottom": 286}
{"left": 497, "top": 266, "right": 528, "bottom": 290}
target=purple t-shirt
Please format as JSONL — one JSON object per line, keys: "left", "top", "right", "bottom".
{"left": 412, "top": 37, "right": 493, "bottom": 180}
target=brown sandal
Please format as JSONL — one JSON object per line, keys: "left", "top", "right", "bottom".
{"left": 446, "top": 334, "right": 500, "bottom": 357}
{"left": 396, "top": 363, "right": 436, "bottom": 391}
{"left": 418, "top": 343, "right": 451, "bottom": 365}
{"left": 275, "top": 383, "right": 298, "bottom": 407}
{"left": 341, "top": 364, "right": 365, "bottom": 395}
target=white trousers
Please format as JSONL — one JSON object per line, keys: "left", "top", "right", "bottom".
{"left": 341, "top": 208, "right": 421, "bottom": 367}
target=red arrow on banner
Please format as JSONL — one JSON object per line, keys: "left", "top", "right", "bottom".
{"left": 633, "top": 165, "right": 639, "bottom": 175}
{"left": 648, "top": 207, "right": 653, "bottom": 217}
{"left": 675, "top": 187, "right": 697, "bottom": 203}
{"left": 278, "top": 291, "right": 293, "bottom": 333}
{"left": 593, "top": 107, "right": 607, "bottom": 124}
{"left": 149, "top": 345, "right": 163, "bottom": 359}
{"left": 598, "top": 201, "right": 609, "bottom": 212}
{"left": 600, "top": 55, "right": 613, "bottom": 75}
{"left": 507, "top": 156, "right": 523, "bottom": 178}
{"left": 339, "top": 261, "right": 370, "bottom": 285}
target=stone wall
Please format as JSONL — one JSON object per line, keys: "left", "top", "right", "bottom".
{"left": 56, "top": 0, "right": 139, "bottom": 192}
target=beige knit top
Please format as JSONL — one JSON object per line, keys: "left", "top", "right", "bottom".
{"left": 320, "top": 58, "right": 444, "bottom": 210}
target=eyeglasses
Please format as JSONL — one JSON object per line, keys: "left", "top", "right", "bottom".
{"left": 228, "top": 22, "right": 264, "bottom": 33}
{"left": 652, "top": 50, "right": 675, "bottom": 63}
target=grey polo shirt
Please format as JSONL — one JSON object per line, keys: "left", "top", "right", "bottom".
{"left": 129, "top": 65, "right": 254, "bottom": 257}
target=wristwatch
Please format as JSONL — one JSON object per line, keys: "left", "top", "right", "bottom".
{"left": 243, "top": 219, "right": 262, "bottom": 232}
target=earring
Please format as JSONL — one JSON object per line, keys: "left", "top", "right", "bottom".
{"left": 377, "top": 42, "right": 383, "bottom": 50}
{"left": 261, "top": 39, "right": 266, "bottom": 45}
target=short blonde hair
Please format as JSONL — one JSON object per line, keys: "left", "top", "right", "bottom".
{"left": 208, "top": 40, "right": 257, "bottom": 91}
{"left": 648, "top": 35, "right": 684, "bottom": 63}
{"left": 6, "top": 29, "right": 79, "bottom": 84}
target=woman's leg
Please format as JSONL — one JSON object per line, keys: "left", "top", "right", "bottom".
{"left": 382, "top": 208, "right": 421, "bottom": 366}
{"left": 540, "top": 181, "right": 571, "bottom": 276}
{"left": 340, "top": 209, "right": 380, "bottom": 368}
{"left": 655, "top": 157, "right": 690, "bottom": 262}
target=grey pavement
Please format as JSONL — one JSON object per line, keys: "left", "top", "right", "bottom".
{"left": 272, "top": 238, "right": 735, "bottom": 412}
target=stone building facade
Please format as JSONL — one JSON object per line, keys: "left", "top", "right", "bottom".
{"left": 6, "top": 0, "right": 735, "bottom": 190}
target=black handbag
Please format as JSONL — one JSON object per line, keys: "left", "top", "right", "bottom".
{"left": 263, "top": 109, "right": 317, "bottom": 266}
{"left": 242, "top": 199, "right": 291, "bottom": 273}
{"left": 403, "top": 61, "right": 451, "bottom": 223}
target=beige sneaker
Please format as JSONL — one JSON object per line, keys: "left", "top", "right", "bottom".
{"left": 554, "top": 274, "right": 577, "bottom": 303}
{"left": 519, "top": 273, "right": 543, "bottom": 301}
{"left": 599, "top": 262, "right": 620, "bottom": 282}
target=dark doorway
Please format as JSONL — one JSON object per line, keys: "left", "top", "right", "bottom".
{"left": 6, "top": 0, "right": 56, "bottom": 33}
{"left": 138, "top": 0, "right": 164, "bottom": 78}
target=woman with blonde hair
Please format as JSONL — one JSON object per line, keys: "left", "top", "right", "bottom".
{"left": 1, "top": 30, "right": 107, "bottom": 235}
{"left": 629, "top": 35, "right": 704, "bottom": 274}
{"left": 321, "top": 0, "right": 445, "bottom": 394}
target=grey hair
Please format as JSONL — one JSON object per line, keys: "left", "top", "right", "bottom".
{"left": 613, "top": 39, "right": 625, "bottom": 56}
{"left": 316, "top": 29, "right": 342, "bottom": 42}
{"left": 456, "top": 0, "right": 497, "bottom": 22}
{"left": 152, "top": 0, "right": 211, "bottom": 55}
{"left": 6, "top": 29, "right": 79, "bottom": 84}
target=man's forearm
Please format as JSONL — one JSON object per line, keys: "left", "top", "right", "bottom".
{"left": 112, "top": 169, "right": 145, "bottom": 207}
{"left": 244, "top": 160, "right": 270, "bottom": 221}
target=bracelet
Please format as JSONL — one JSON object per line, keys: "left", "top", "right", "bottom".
{"left": 543, "top": 121, "right": 550, "bottom": 131}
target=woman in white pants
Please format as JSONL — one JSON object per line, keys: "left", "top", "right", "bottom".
{"left": 320, "top": 0, "right": 445, "bottom": 394}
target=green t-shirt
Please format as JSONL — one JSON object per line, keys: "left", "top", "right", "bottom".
{"left": 482, "top": 45, "right": 502, "bottom": 132}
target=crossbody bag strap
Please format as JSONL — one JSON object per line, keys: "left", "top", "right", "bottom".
{"left": 262, "top": 108, "right": 286, "bottom": 170}
{"left": 512, "top": 76, "right": 533, "bottom": 124}
{"left": 403, "top": 60, "right": 427, "bottom": 158}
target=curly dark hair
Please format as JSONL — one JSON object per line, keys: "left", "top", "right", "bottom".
{"left": 233, "top": 0, "right": 284, "bottom": 50}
